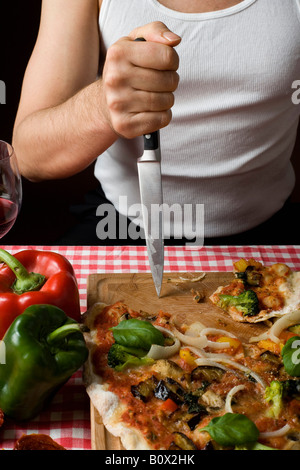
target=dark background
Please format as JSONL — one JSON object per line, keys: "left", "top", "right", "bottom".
{"left": 0, "top": 1, "right": 299, "bottom": 246}
{"left": 0, "top": 0, "right": 98, "bottom": 245}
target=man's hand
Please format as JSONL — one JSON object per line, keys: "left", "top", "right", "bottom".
{"left": 101, "top": 21, "right": 181, "bottom": 139}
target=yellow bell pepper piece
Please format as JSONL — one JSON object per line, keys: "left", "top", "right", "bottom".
{"left": 233, "top": 258, "right": 263, "bottom": 272}
{"left": 179, "top": 348, "right": 197, "bottom": 367}
{"left": 257, "top": 339, "right": 283, "bottom": 356}
{"left": 216, "top": 336, "right": 242, "bottom": 351}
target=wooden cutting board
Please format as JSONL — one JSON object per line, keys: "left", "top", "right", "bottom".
{"left": 86, "top": 271, "right": 268, "bottom": 450}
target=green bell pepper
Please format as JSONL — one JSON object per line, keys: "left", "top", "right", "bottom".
{"left": 0, "top": 304, "right": 88, "bottom": 421}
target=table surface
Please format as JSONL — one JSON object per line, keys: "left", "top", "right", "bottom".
{"left": 0, "top": 244, "right": 299, "bottom": 450}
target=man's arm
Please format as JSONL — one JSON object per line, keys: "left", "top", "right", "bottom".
{"left": 13, "top": 0, "right": 111, "bottom": 181}
{"left": 13, "top": 0, "right": 180, "bottom": 181}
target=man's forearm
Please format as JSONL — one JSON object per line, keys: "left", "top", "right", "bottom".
{"left": 13, "top": 80, "right": 118, "bottom": 182}
{"left": 13, "top": 22, "right": 181, "bottom": 182}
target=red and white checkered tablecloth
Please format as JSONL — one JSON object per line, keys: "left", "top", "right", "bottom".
{"left": 0, "top": 244, "right": 299, "bottom": 450}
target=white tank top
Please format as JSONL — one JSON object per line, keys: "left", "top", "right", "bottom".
{"left": 95, "top": 0, "right": 300, "bottom": 238}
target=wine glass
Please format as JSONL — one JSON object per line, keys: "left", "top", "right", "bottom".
{"left": 0, "top": 141, "right": 22, "bottom": 239}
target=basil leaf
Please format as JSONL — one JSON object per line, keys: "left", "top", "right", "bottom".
{"left": 111, "top": 319, "right": 165, "bottom": 351}
{"left": 201, "top": 413, "right": 259, "bottom": 447}
{"left": 282, "top": 336, "right": 300, "bottom": 377}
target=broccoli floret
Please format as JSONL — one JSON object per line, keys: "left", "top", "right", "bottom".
{"left": 265, "top": 379, "right": 300, "bottom": 419}
{"left": 218, "top": 290, "right": 259, "bottom": 317}
{"left": 107, "top": 343, "right": 154, "bottom": 371}
{"left": 264, "top": 380, "right": 284, "bottom": 418}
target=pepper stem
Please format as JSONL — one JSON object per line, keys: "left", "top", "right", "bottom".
{"left": 46, "top": 323, "right": 82, "bottom": 345}
{"left": 0, "top": 248, "right": 46, "bottom": 294}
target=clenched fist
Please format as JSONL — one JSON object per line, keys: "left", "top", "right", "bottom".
{"left": 101, "top": 21, "right": 181, "bottom": 139}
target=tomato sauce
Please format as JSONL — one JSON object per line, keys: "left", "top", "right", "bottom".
{"left": 90, "top": 301, "right": 300, "bottom": 450}
{"left": 121, "top": 399, "right": 174, "bottom": 449}
{"left": 90, "top": 303, "right": 178, "bottom": 449}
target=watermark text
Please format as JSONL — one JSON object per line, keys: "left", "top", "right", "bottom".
{"left": 291, "top": 338, "right": 300, "bottom": 365}
{"left": 96, "top": 197, "right": 204, "bottom": 246}
{"left": 0, "top": 80, "right": 6, "bottom": 104}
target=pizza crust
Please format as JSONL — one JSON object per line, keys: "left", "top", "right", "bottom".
{"left": 86, "top": 381, "right": 153, "bottom": 450}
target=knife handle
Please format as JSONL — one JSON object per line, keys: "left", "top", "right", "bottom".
{"left": 134, "top": 38, "right": 160, "bottom": 154}
{"left": 143, "top": 132, "right": 159, "bottom": 151}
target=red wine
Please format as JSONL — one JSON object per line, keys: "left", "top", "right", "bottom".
{"left": 0, "top": 198, "right": 18, "bottom": 238}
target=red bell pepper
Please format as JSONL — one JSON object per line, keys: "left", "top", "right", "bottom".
{"left": 0, "top": 248, "right": 81, "bottom": 338}
{"left": 160, "top": 398, "right": 178, "bottom": 413}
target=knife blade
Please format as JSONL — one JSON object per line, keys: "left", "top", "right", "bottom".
{"left": 137, "top": 130, "right": 164, "bottom": 297}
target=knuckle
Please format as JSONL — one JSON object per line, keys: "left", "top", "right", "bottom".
{"left": 111, "top": 114, "right": 136, "bottom": 139}
{"left": 168, "top": 92, "right": 175, "bottom": 108}
{"left": 111, "top": 117, "right": 128, "bottom": 137}
{"left": 107, "top": 96, "right": 123, "bottom": 113}
{"left": 147, "top": 92, "right": 174, "bottom": 112}
{"left": 106, "top": 42, "right": 124, "bottom": 63}
{"left": 132, "top": 21, "right": 166, "bottom": 37}
{"left": 161, "top": 109, "right": 172, "bottom": 127}
{"left": 104, "top": 70, "right": 121, "bottom": 90}
{"left": 148, "top": 92, "right": 157, "bottom": 111}
{"left": 152, "top": 20, "right": 167, "bottom": 29}
{"left": 170, "top": 72, "right": 180, "bottom": 91}
{"left": 157, "top": 110, "right": 172, "bottom": 129}
{"left": 157, "top": 71, "right": 179, "bottom": 93}
{"left": 161, "top": 92, "right": 175, "bottom": 111}
{"left": 161, "top": 46, "right": 173, "bottom": 68}
{"left": 147, "top": 112, "right": 172, "bottom": 132}
{"left": 162, "top": 46, "right": 179, "bottom": 70}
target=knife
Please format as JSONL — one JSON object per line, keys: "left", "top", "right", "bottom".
{"left": 137, "top": 130, "right": 164, "bottom": 297}
{"left": 135, "top": 37, "right": 164, "bottom": 297}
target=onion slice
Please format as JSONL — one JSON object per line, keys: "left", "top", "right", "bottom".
{"left": 195, "top": 356, "right": 266, "bottom": 389}
{"left": 147, "top": 325, "right": 180, "bottom": 360}
{"left": 147, "top": 338, "right": 180, "bottom": 360}
{"left": 194, "top": 358, "right": 228, "bottom": 371}
{"left": 259, "top": 423, "right": 291, "bottom": 439}
{"left": 200, "top": 327, "right": 238, "bottom": 339}
{"left": 185, "top": 322, "right": 206, "bottom": 336}
{"left": 204, "top": 352, "right": 234, "bottom": 360}
{"left": 249, "top": 332, "right": 268, "bottom": 343}
{"left": 268, "top": 310, "right": 300, "bottom": 344}
{"left": 183, "top": 346, "right": 206, "bottom": 358}
{"left": 206, "top": 340, "right": 231, "bottom": 349}
{"left": 168, "top": 274, "right": 206, "bottom": 283}
{"left": 171, "top": 324, "right": 208, "bottom": 349}
{"left": 200, "top": 327, "right": 238, "bottom": 349}
{"left": 154, "top": 325, "right": 175, "bottom": 336}
{"left": 183, "top": 346, "right": 233, "bottom": 362}
{"left": 225, "top": 385, "right": 246, "bottom": 413}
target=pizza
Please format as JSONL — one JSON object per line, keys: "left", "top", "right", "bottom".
{"left": 83, "top": 300, "right": 300, "bottom": 451}
{"left": 209, "top": 258, "right": 300, "bottom": 323}
{"left": 13, "top": 434, "right": 66, "bottom": 450}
